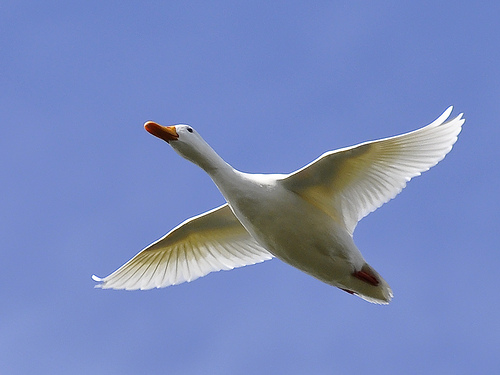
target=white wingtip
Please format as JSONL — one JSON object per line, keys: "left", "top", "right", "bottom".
{"left": 92, "top": 274, "right": 104, "bottom": 288}
{"left": 428, "top": 106, "right": 453, "bottom": 127}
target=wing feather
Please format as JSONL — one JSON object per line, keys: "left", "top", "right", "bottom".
{"left": 93, "top": 204, "right": 273, "bottom": 290}
{"left": 282, "top": 107, "right": 464, "bottom": 234}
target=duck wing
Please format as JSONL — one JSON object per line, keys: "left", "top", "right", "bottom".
{"left": 93, "top": 204, "right": 273, "bottom": 290}
{"left": 282, "top": 107, "right": 464, "bottom": 235}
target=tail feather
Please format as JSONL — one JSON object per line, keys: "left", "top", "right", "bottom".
{"left": 339, "top": 263, "right": 393, "bottom": 304}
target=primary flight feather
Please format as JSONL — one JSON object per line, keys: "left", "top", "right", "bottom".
{"left": 93, "top": 107, "right": 464, "bottom": 304}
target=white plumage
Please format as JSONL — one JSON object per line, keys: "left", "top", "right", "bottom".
{"left": 93, "top": 107, "right": 464, "bottom": 304}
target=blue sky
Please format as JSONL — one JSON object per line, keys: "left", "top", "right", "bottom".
{"left": 2, "top": 1, "right": 499, "bottom": 374}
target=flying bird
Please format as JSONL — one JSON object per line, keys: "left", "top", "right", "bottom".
{"left": 93, "top": 107, "right": 464, "bottom": 304}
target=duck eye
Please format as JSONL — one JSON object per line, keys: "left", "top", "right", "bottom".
{"left": 187, "top": 127, "right": 193, "bottom": 133}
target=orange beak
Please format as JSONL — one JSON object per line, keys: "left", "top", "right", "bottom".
{"left": 144, "top": 121, "right": 179, "bottom": 143}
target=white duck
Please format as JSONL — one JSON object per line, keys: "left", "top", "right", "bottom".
{"left": 93, "top": 107, "right": 464, "bottom": 304}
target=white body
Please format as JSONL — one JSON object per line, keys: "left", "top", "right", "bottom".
{"left": 213, "top": 171, "right": 371, "bottom": 296}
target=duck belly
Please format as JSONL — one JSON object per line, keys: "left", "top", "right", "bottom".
{"left": 228, "top": 189, "right": 365, "bottom": 287}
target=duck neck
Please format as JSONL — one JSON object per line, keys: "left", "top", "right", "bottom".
{"left": 190, "top": 142, "right": 227, "bottom": 171}
{"left": 182, "top": 141, "right": 241, "bottom": 187}
{"left": 173, "top": 137, "right": 248, "bottom": 201}
{"left": 201, "top": 149, "right": 252, "bottom": 204}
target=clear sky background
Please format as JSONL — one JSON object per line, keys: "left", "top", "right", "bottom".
{"left": 2, "top": 2, "right": 499, "bottom": 374}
